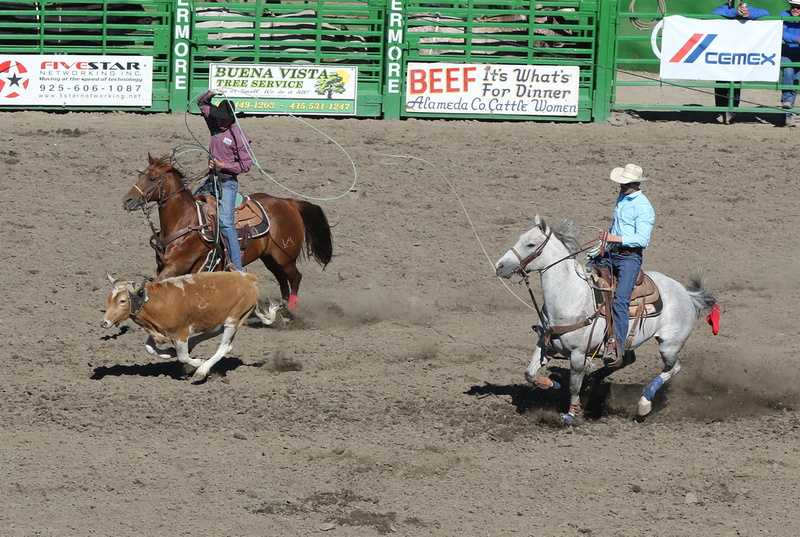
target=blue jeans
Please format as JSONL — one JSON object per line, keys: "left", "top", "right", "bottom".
{"left": 782, "top": 55, "right": 800, "bottom": 118}
{"left": 610, "top": 252, "right": 642, "bottom": 347}
{"left": 195, "top": 177, "right": 242, "bottom": 270}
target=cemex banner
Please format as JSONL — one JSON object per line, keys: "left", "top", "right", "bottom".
{"left": 657, "top": 15, "right": 781, "bottom": 81}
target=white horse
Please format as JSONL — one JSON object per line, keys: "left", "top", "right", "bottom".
{"left": 494, "top": 215, "right": 716, "bottom": 423}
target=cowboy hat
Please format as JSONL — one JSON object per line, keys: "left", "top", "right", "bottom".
{"left": 789, "top": 0, "right": 800, "bottom": 6}
{"left": 209, "top": 99, "right": 239, "bottom": 120}
{"left": 610, "top": 163, "right": 651, "bottom": 184}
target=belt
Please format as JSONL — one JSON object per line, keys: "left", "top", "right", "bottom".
{"left": 611, "top": 245, "right": 643, "bottom": 256}
{"left": 219, "top": 172, "right": 238, "bottom": 182}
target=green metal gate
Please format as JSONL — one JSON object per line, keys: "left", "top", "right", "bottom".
{"left": 184, "top": 0, "right": 386, "bottom": 116}
{"left": 611, "top": 3, "right": 792, "bottom": 121}
{"left": 0, "top": 0, "right": 173, "bottom": 111}
{"left": 0, "top": 0, "right": 618, "bottom": 121}
{"left": 391, "top": 0, "right": 606, "bottom": 121}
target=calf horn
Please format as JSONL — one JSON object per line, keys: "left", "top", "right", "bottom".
{"left": 133, "top": 279, "right": 148, "bottom": 294}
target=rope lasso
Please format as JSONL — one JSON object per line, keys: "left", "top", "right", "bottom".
{"left": 183, "top": 88, "right": 358, "bottom": 202}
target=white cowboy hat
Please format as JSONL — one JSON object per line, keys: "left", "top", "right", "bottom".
{"left": 610, "top": 163, "right": 651, "bottom": 184}
{"left": 789, "top": 0, "right": 800, "bottom": 6}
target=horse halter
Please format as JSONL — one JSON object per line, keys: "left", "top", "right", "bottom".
{"left": 510, "top": 228, "right": 552, "bottom": 276}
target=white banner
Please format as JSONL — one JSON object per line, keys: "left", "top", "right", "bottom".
{"left": 405, "top": 62, "right": 580, "bottom": 117}
{"left": 0, "top": 55, "right": 152, "bottom": 106}
{"left": 657, "top": 16, "right": 781, "bottom": 81}
{"left": 208, "top": 63, "right": 358, "bottom": 115}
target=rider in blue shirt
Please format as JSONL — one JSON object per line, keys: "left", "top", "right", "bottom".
{"left": 597, "top": 164, "right": 656, "bottom": 368}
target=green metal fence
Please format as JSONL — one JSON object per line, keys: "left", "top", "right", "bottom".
{"left": 611, "top": 7, "right": 794, "bottom": 122}
{"left": 185, "top": 0, "right": 386, "bottom": 116}
{"left": 0, "top": 0, "right": 173, "bottom": 111}
{"left": 392, "top": 0, "right": 603, "bottom": 121}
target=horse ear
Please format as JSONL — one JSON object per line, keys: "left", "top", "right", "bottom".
{"left": 148, "top": 153, "right": 155, "bottom": 165}
{"left": 536, "top": 215, "right": 548, "bottom": 233}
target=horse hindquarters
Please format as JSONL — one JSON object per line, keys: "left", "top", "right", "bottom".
{"left": 633, "top": 273, "right": 701, "bottom": 416}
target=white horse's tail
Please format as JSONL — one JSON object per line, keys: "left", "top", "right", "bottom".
{"left": 685, "top": 271, "right": 717, "bottom": 317}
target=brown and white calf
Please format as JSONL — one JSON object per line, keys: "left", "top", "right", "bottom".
{"left": 102, "top": 271, "right": 278, "bottom": 382}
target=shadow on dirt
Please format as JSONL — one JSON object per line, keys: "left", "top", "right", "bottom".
{"left": 466, "top": 365, "right": 670, "bottom": 421}
{"left": 631, "top": 109, "right": 784, "bottom": 127}
{"left": 90, "top": 356, "right": 245, "bottom": 380}
{"left": 465, "top": 380, "right": 566, "bottom": 415}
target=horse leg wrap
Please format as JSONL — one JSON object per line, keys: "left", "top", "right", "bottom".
{"left": 642, "top": 376, "right": 664, "bottom": 401}
{"left": 288, "top": 294, "right": 298, "bottom": 310}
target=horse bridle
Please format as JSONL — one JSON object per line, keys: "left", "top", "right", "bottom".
{"left": 129, "top": 164, "right": 171, "bottom": 208}
{"left": 510, "top": 227, "right": 552, "bottom": 276}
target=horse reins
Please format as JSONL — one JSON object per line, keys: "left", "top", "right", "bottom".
{"left": 131, "top": 163, "right": 209, "bottom": 252}
{"left": 512, "top": 227, "right": 604, "bottom": 350}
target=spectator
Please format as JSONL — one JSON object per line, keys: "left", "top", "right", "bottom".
{"left": 780, "top": 0, "right": 800, "bottom": 127}
{"left": 712, "top": 1, "right": 770, "bottom": 124}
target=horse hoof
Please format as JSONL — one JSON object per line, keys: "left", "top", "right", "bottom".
{"left": 637, "top": 396, "right": 652, "bottom": 416}
{"left": 191, "top": 368, "right": 209, "bottom": 384}
{"left": 559, "top": 413, "right": 578, "bottom": 426}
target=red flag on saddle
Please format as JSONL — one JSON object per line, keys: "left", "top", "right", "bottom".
{"left": 706, "top": 304, "right": 720, "bottom": 335}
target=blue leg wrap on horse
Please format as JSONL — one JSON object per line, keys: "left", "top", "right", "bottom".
{"left": 643, "top": 377, "right": 664, "bottom": 401}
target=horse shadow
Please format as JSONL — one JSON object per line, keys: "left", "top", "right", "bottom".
{"left": 466, "top": 367, "right": 570, "bottom": 415}
{"left": 466, "top": 365, "right": 671, "bottom": 420}
{"left": 90, "top": 356, "right": 247, "bottom": 381}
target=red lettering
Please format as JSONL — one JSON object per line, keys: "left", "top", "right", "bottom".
{"left": 429, "top": 68, "right": 443, "bottom": 93}
{"left": 409, "top": 69, "right": 427, "bottom": 94}
{"left": 462, "top": 67, "right": 476, "bottom": 91}
{"left": 411, "top": 66, "right": 479, "bottom": 94}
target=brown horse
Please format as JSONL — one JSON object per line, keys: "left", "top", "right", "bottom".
{"left": 122, "top": 154, "right": 333, "bottom": 310}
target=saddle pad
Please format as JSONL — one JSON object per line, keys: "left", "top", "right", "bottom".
{"left": 593, "top": 272, "right": 663, "bottom": 318}
{"left": 195, "top": 196, "right": 270, "bottom": 244}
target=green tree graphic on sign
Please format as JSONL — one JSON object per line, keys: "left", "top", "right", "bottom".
{"left": 315, "top": 72, "right": 345, "bottom": 100}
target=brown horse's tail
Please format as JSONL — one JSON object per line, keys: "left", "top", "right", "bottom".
{"left": 296, "top": 200, "right": 333, "bottom": 267}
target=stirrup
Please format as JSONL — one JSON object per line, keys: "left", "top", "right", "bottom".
{"left": 603, "top": 339, "right": 622, "bottom": 368}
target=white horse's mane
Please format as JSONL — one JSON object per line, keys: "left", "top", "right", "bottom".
{"left": 550, "top": 218, "right": 582, "bottom": 254}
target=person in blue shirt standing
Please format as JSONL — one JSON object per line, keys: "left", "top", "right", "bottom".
{"left": 780, "top": 0, "right": 800, "bottom": 127}
{"left": 596, "top": 164, "right": 656, "bottom": 368}
{"left": 712, "top": 1, "right": 770, "bottom": 124}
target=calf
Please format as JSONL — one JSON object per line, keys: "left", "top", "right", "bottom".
{"left": 102, "top": 271, "right": 278, "bottom": 382}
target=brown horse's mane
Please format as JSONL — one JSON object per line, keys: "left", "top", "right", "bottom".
{"left": 153, "top": 154, "right": 187, "bottom": 181}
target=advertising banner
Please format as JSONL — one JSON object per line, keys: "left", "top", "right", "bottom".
{"left": 405, "top": 62, "right": 580, "bottom": 117}
{"left": 657, "top": 15, "right": 782, "bottom": 81}
{"left": 0, "top": 55, "right": 152, "bottom": 106}
{"left": 209, "top": 63, "right": 358, "bottom": 115}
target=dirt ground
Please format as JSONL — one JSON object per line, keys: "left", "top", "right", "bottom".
{"left": 2, "top": 102, "right": 800, "bottom": 537}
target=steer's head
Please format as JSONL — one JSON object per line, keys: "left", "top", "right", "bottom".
{"left": 101, "top": 272, "right": 146, "bottom": 328}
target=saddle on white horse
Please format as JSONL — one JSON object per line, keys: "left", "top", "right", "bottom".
{"left": 590, "top": 266, "right": 663, "bottom": 357}
{"left": 545, "top": 266, "right": 663, "bottom": 358}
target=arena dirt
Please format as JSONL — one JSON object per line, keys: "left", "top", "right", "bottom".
{"left": 1, "top": 106, "right": 799, "bottom": 536}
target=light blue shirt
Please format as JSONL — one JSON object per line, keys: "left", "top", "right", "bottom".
{"left": 609, "top": 190, "right": 655, "bottom": 249}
